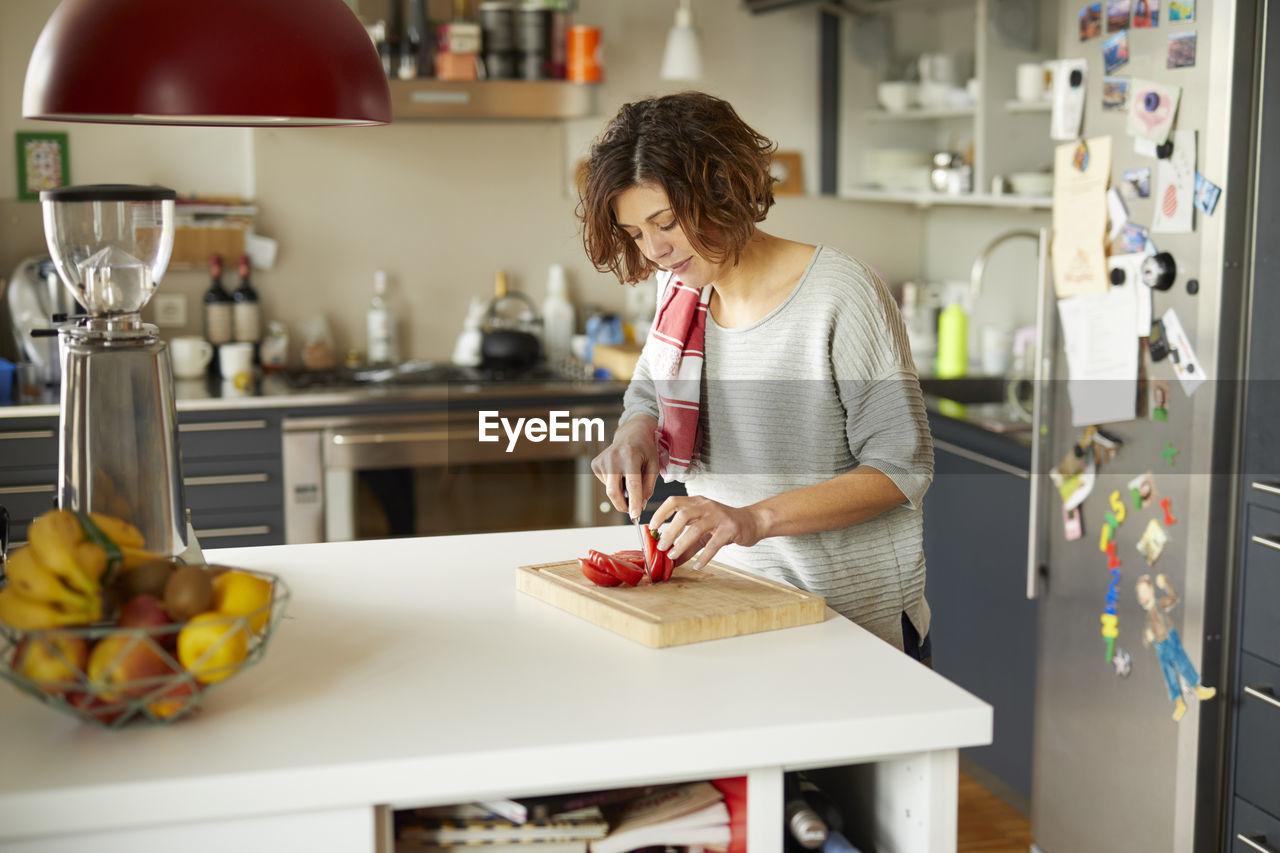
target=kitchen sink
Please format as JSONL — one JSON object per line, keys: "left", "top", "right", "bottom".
{"left": 281, "top": 360, "right": 587, "bottom": 390}
{"left": 918, "top": 376, "right": 1009, "bottom": 404}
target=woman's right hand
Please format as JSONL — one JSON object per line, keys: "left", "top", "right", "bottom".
{"left": 591, "top": 415, "right": 659, "bottom": 520}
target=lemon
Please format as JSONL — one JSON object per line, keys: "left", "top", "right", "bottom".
{"left": 177, "top": 613, "right": 249, "bottom": 684}
{"left": 211, "top": 571, "right": 273, "bottom": 633}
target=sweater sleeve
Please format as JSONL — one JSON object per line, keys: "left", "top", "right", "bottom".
{"left": 832, "top": 263, "right": 934, "bottom": 510}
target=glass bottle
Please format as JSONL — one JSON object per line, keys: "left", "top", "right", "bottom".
{"left": 202, "top": 253, "right": 233, "bottom": 347}
{"left": 232, "top": 253, "right": 262, "bottom": 354}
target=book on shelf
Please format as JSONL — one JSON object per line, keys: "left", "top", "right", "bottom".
{"left": 588, "top": 782, "right": 731, "bottom": 853}
{"left": 396, "top": 842, "right": 588, "bottom": 853}
{"left": 396, "top": 811, "right": 609, "bottom": 846}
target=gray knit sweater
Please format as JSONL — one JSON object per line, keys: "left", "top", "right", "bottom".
{"left": 620, "top": 245, "right": 934, "bottom": 650}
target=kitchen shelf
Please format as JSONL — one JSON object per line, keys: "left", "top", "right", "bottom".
{"left": 1005, "top": 99, "right": 1052, "bottom": 113}
{"left": 841, "top": 188, "right": 1052, "bottom": 209}
{"left": 389, "top": 79, "right": 599, "bottom": 120}
{"left": 862, "top": 106, "right": 976, "bottom": 122}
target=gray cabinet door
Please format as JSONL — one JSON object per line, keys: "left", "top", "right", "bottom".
{"left": 923, "top": 444, "right": 1037, "bottom": 807}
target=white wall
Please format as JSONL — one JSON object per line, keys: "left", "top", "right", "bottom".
{"left": 1, "top": 0, "right": 926, "bottom": 364}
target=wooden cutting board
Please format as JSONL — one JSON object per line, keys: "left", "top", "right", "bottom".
{"left": 516, "top": 559, "right": 827, "bottom": 648}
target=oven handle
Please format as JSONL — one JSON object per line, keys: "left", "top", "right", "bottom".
{"left": 331, "top": 428, "right": 453, "bottom": 446}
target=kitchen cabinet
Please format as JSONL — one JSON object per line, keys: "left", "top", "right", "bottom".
{"left": 0, "top": 410, "right": 287, "bottom": 551}
{"left": 923, "top": 412, "right": 1036, "bottom": 810}
{"left": 836, "top": 0, "right": 1059, "bottom": 208}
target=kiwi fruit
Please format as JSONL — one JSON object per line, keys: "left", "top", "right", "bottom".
{"left": 122, "top": 558, "right": 178, "bottom": 600}
{"left": 163, "top": 565, "right": 214, "bottom": 621}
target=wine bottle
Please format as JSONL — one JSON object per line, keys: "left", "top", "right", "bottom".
{"left": 232, "top": 253, "right": 262, "bottom": 355}
{"left": 784, "top": 774, "right": 829, "bottom": 851}
{"left": 203, "top": 254, "right": 233, "bottom": 348}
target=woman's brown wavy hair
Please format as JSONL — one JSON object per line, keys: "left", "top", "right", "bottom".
{"left": 577, "top": 91, "right": 778, "bottom": 285}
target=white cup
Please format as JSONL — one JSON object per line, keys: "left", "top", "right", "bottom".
{"left": 218, "top": 341, "right": 255, "bottom": 382}
{"left": 170, "top": 336, "right": 214, "bottom": 379}
{"left": 981, "top": 326, "right": 1013, "bottom": 376}
{"left": 1016, "top": 62, "right": 1049, "bottom": 102}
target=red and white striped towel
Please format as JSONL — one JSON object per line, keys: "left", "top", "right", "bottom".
{"left": 649, "top": 274, "right": 711, "bottom": 482}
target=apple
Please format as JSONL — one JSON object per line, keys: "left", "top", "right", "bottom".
{"left": 15, "top": 632, "right": 89, "bottom": 695}
{"left": 71, "top": 692, "right": 127, "bottom": 726}
{"left": 146, "top": 678, "right": 201, "bottom": 720}
{"left": 87, "top": 633, "right": 178, "bottom": 702}
{"left": 177, "top": 613, "right": 249, "bottom": 684}
{"left": 118, "top": 594, "right": 176, "bottom": 650}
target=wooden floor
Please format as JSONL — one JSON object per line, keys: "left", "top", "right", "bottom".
{"left": 957, "top": 772, "right": 1033, "bottom": 853}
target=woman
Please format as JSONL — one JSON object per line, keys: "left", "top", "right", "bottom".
{"left": 577, "top": 92, "right": 934, "bottom": 659}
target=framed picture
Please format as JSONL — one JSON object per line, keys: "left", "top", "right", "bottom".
{"left": 770, "top": 151, "right": 804, "bottom": 196}
{"left": 15, "top": 131, "right": 70, "bottom": 201}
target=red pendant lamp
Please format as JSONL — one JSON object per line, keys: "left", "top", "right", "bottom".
{"left": 23, "top": 0, "right": 391, "bottom": 126}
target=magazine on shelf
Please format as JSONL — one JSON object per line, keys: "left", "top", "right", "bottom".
{"left": 587, "top": 782, "right": 731, "bottom": 853}
{"left": 396, "top": 811, "right": 609, "bottom": 846}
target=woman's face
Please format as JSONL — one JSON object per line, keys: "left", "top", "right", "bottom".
{"left": 613, "top": 183, "right": 724, "bottom": 287}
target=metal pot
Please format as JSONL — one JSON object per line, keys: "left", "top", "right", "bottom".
{"left": 481, "top": 329, "right": 541, "bottom": 372}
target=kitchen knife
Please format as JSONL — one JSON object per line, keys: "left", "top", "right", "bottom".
{"left": 623, "top": 482, "right": 652, "bottom": 580}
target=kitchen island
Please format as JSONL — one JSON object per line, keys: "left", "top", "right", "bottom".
{"left": 0, "top": 527, "right": 990, "bottom": 853}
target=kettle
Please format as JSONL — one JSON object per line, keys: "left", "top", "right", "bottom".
{"left": 5, "top": 254, "right": 75, "bottom": 387}
{"left": 481, "top": 270, "right": 542, "bottom": 373}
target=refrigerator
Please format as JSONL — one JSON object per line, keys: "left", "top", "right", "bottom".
{"left": 1025, "top": 0, "right": 1265, "bottom": 851}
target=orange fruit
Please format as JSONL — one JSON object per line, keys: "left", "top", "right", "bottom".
{"left": 210, "top": 571, "right": 273, "bottom": 633}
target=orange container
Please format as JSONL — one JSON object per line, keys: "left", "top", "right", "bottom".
{"left": 567, "top": 25, "right": 603, "bottom": 82}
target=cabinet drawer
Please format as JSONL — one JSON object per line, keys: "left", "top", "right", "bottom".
{"left": 1233, "top": 798, "right": 1280, "bottom": 852}
{"left": 191, "top": 508, "right": 284, "bottom": 550}
{"left": 178, "top": 415, "right": 281, "bottom": 459}
{"left": 1249, "top": 480, "right": 1280, "bottom": 514}
{"left": 1243, "top": 505, "right": 1280, "bottom": 664}
{"left": 183, "top": 458, "right": 283, "bottom": 512}
{"left": 0, "top": 422, "right": 58, "bottom": 469}
{"left": 1235, "top": 653, "right": 1280, "bottom": 817}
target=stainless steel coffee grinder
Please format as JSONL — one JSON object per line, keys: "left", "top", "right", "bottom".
{"left": 40, "top": 184, "right": 189, "bottom": 557}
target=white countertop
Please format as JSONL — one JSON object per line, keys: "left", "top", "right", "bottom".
{"left": 0, "top": 526, "right": 990, "bottom": 844}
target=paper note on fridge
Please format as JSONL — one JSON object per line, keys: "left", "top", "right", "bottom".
{"left": 1108, "top": 253, "right": 1152, "bottom": 335}
{"left": 1127, "top": 79, "right": 1182, "bottom": 144}
{"left": 1058, "top": 287, "right": 1140, "bottom": 426}
{"left": 1152, "top": 130, "right": 1197, "bottom": 234}
{"left": 1051, "top": 58, "right": 1088, "bottom": 141}
{"left": 1052, "top": 136, "right": 1112, "bottom": 298}
{"left": 1160, "top": 307, "right": 1207, "bottom": 395}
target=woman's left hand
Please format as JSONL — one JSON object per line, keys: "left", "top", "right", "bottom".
{"left": 649, "top": 495, "right": 764, "bottom": 571}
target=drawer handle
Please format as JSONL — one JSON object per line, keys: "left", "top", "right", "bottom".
{"left": 1238, "top": 834, "right": 1278, "bottom": 853}
{"left": 932, "top": 438, "right": 1030, "bottom": 479}
{"left": 0, "top": 484, "right": 56, "bottom": 496}
{"left": 1252, "top": 535, "right": 1280, "bottom": 553}
{"left": 331, "top": 429, "right": 452, "bottom": 446}
{"left": 194, "top": 525, "right": 271, "bottom": 539}
{"left": 1244, "top": 685, "right": 1280, "bottom": 711}
{"left": 180, "top": 419, "right": 269, "bottom": 433}
{"left": 1253, "top": 482, "right": 1280, "bottom": 498}
{"left": 0, "top": 430, "right": 55, "bottom": 441}
{"left": 184, "top": 473, "right": 270, "bottom": 487}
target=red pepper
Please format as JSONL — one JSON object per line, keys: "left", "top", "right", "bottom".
{"left": 610, "top": 550, "right": 646, "bottom": 570}
{"left": 642, "top": 525, "right": 674, "bottom": 583}
{"left": 579, "top": 557, "right": 621, "bottom": 586}
{"left": 588, "top": 549, "right": 643, "bottom": 586}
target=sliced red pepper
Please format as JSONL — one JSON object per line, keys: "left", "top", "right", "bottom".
{"left": 588, "top": 549, "right": 643, "bottom": 586}
{"left": 654, "top": 550, "right": 674, "bottom": 582}
{"left": 610, "top": 549, "right": 646, "bottom": 570}
{"left": 579, "top": 557, "right": 621, "bottom": 587}
{"left": 641, "top": 525, "right": 661, "bottom": 580}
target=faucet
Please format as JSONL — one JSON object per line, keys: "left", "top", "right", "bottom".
{"left": 969, "top": 230, "right": 1041, "bottom": 304}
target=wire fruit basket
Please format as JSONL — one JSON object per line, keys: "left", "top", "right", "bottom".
{"left": 0, "top": 568, "right": 289, "bottom": 729}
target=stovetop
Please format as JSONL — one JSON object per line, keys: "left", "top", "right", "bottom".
{"left": 280, "top": 360, "right": 590, "bottom": 390}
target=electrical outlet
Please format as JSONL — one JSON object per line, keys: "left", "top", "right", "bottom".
{"left": 153, "top": 293, "right": 188, "bottom": 328}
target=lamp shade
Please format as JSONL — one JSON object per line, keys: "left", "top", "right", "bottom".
{"left": 660, "top": 3, "right": 702, "bottom": 81}
{"left": 23, "top": 0, "right": 392, "bottom": 126}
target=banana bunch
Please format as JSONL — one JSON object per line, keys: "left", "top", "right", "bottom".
{"left": 0, "top": 510, "right": 155, "bottom": 631}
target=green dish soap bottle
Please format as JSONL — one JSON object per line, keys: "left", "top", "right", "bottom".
{"left": 935, "top": 289, "right": 969, "bottom": 379}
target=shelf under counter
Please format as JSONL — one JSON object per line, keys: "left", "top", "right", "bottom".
{"left": 389, "top": 78, "right": 599, "bottom": 120}
{"left": 841, "top": 188, "right": 1052, "bottom": 209}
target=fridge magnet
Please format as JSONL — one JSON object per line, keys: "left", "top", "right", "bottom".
{"left": 1159, "top": 306, "right": 1207, "bottom": 393}
{"left": 1122, "top": 166, "right": 1151, "bottom": 198}
{"left": 1136, "top": 518, "right": 1168, "bottom": 565}
{"left": 1103, "top": 30, "right": 1130, "bottom": 74}
{"left": 1162, "top": 441, "right": 1179, "bottom": 466}
{"left": 1102, "top": 569, "right": 1121, "bottom": 661}
{"left": 1102, "top": 76, "right": 1129, "bottom": 110}
{"left": 1080, "top": 3, "right": 1103, "bottom": 39}
{"left": 1150, "top": 377, "right": 1170, "bottom": 421}
{"left": 1091, "top": 426, "right": 1125, "bottom": 466}
{"left": 1109, "top": 489, "right": 1129, "bottom": 524}
{"left": 1127, "top": 79, "right": 1181, "bottom": 144}
{"left": 1133, "top": 0, "right": 1159, "bottom": 27}
{"left": 14, "top": 131, "right": 70, "bottom": 202}
{"left": 1135, "top": 574, "right": 1215, "bottom": 721}
{"left": 1168, "top": 0, "right": 1193, "bottom": 21}
{"left": 1107, "top": 188, "right": 1129, "bottom": 241}
{"left": 1193, "top": 172, "right": 1221, "bottom": 214}
{"left": 1107, "top": 538, "right": 1122, "bottom": 569}
{"left": 1106, "top": 0, "right": 1131, "bottom": 30}
{"left": 1160, "top": 496, "right": 1177, "bottom": 526}
{"left": 1152, "top": 130, "right": 1196, "bottom": 234}
{"left": 1064, "top": 505, "right": 1085, "bottom": 541}
{"left": 1129, "top": 470, "right": 1158, "bottom": 509}
{"left": 1167, "top": 31, "right": 1196, "bottom": 68}
{"left": 1117, "top": 221, "right": 1150, "bottom": 253}
{"left": 1113, "top": 647, "right": 1132, "bottom": 677}
{"left": 1053, "top": 64, "right": 1090, "bottom": 142}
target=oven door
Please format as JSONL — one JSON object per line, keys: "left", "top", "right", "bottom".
{"left": 282, "top": 403, "right": 619, "bottom": 543}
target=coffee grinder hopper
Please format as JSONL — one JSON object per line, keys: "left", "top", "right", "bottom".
{"left": 41, "top": 184, "right": 189, "bottom": 557}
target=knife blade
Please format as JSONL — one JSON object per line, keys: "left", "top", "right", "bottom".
{"left": 623, "top": 483, "right": 652, "bottom": 581}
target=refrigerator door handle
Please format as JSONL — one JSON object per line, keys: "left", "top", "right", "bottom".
{"left": 1252, "top": 481, "right": 1280, "bottom": 497}
{"left": 1244, "top": 685, "right": 1280, "bottom": 711}
{"left": 1026, "top": 227, "right": 1054, "bottom": 600}
{"left": 1236, "top": 834, "right": 1280, "bottom": 853}
{"left": 1253, "top": 535, "right": 1280, "bottom": 554}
